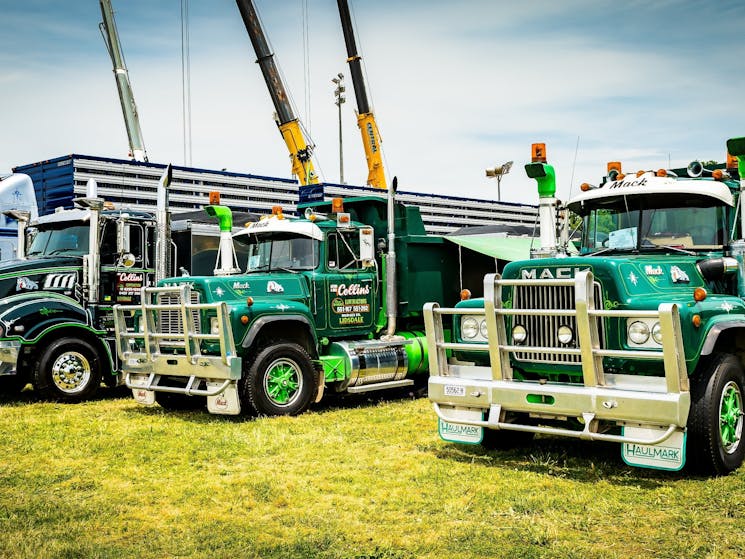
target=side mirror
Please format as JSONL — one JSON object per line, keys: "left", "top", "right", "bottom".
{"left": 119, "top": 253, "right": 136, "bottom": 268}
{"left": 359, "top": 227, "right": 375, "bottom": 267}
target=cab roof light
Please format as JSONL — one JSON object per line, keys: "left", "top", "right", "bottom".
{"left": 460, "top": 289, "right": 472, "bottom": 301}
{"left": 271, "top": 205, "right": 284, "bottom": 219}
{"left": 580, "top": 182, "right": 598, "bottom": 192}
{"left": 531, "top": 143, "right": 547, "bottom": 163}
{"left": 209, "top": 191, "right": 221, "bottom": 205}
{"left": 726, "top": 152, "right": 739, "bottom": 171}
{"left": 712, "top": 169, "right": 729, "bottom": 181}
{"left": 607, "top": 162, "right": 623, "bottom": 182}
{"left": 331, "top": 198, "right": 344, "bottom": 213}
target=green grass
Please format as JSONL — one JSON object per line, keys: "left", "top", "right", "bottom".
{"left": 0, "top": 388, "right": 743, "bottom": 559}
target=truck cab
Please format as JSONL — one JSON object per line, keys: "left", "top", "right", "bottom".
{"left": 114, "top": 194, "right": 494, "bottom": 417}
{"left": 0, "top": 201, "right": 156, "bottom": 399}
{"left": 425, "top": 140, "right": 745, "bottom": 476}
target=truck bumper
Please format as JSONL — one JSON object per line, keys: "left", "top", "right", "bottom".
{"left": 114, "top": 284, "right": 242, "bottom": 414}
{"left": 423, "top": 272, "right": 691, "bottom": 446}
{"left": 0, "top": 340, "right": 20, "bottom": 376}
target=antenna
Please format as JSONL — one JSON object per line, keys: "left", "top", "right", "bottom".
{"left": 568, "top": 135, "right": 580, "bottom": 199}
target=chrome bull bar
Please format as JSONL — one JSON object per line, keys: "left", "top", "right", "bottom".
{"left": 423, "top": 271, "right": 691, "bottom": 443}
{"left": 113, "top": 284, "right": 241, "bottom": 383}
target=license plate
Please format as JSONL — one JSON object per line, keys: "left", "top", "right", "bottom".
{"left": 622, "top": 426, "right": 686, "bottom": 471}
{"left": 443, "top": 384, "right": 466, "bottom": 397}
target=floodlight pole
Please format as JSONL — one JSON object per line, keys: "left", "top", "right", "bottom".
{"left": 333, "top": 73, "right": 346, "bottom": 183}
{"left": 485, "top": 160, "right": 513, "bottom": 201}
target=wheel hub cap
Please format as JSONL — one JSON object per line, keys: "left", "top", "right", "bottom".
{"left": 51, "top": 351, "right": 92, "bottom": 394}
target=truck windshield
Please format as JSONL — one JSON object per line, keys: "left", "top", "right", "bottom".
{"left": 27, "top": 224, "right": 90, "bottom": 257}
{"left": 244, "top": 234, "right": 319, "bottom": 272}
{"left": 580, "top": 197, "right": 727, "bottom": 254}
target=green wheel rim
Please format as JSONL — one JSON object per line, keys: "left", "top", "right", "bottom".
{"left": 720, "top": 381, "right": 743, "bottom": 454}
{"left": 263, "top": 358, "right": 303, "bottom": 407}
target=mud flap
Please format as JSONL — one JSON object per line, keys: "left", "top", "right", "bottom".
{"left": 438, "top": 407, "right": 484, "bottom": 444}
{"left": 132, "top": 388, "right": 156, "bottom": 405}
{"left": 622, "top": 426, "right": 686, "bottom": 471}
{"left": 206, "top": 381, "right": 241, "bottom": 415}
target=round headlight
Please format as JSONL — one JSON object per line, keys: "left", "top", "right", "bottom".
{"left": 512, "top": 324, "right": 527, "bottom": 344}
{"left": 479, "top": 319, "right": 488, "bottom": 338}
{"left": 628, "top": 321, "right": 650, "bottom": 344}
{"left": 461, "top": 317, "right": 479, "bottom": 339}
{"left": 557, "top": 325, "right": 573, "bottom": 345}
{"left": 210, "top": 317, "right": 220, "bottom": 335}
{"left": 651, "top": 321, "right": 663, "bottom": 344}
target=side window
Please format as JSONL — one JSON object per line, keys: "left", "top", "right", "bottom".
{"left": 327, "top": 231, "right": 361, "bottom": 270}
{"left": 127, "top": 223, "right": 145, "bottom": 266}
{"left": 100, "top": 222, "right": 118, "bottom": 266}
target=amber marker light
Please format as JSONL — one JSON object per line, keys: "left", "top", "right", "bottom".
{"left": 656, "top": 169, "right": 667, "bottom": 177}
{"left": 692, "top": 314, "right": 702, "bottom": 328}
{"left": 636, "top": 170, "right": 646, "bottom": 177}
{"left": 246, "top": 296, "right": 254, "bottom": 307}
{"left": 713, "top": 169, "right": 724, "bottom": 180}
{"left": 581, "top": 182, "right": 591, "bottom": 192}
{"left": 727, "top": 152, "right": 739, "bottom": 171}
{"left": 271, "top": 205, "right": 284, "bottom": 219}
{"left": 240, "top": 315, "right": 249, "bottom": 325}
{"left": 331, "top": 197, "right": 344, "bottom": 213}
{"left": 531, "top": 143, "right": 547, "bottom": 163}
{"left": 460, "top": 289, "right": 472, "bottom": 301}
{"left": 694, "top": 287, "right": 707, "bottom": 302}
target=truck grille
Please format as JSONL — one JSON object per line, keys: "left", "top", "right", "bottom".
{"left": 157, "top": 291, "right": 201, "bottom": 345}
{"left": 512, "top": 282, "right": 604, "bottom": 364}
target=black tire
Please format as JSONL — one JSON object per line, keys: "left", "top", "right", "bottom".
{"left": 32, "top": 337, "right": 103, "bottom": 402}
{"left": 243, "top": 343, "right": 318, "bottom": 416}
{"left": 0, "top": 374, "right": 28, "bottom": 394}
{"left": 155, "top": 391, "right": 206, "bottom": 411}
{"left": 687, "top": 353, "right": 745, "bottom": 476}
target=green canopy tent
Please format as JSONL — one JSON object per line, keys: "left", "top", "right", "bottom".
{"left": 445, "top": 233, "right": 537, "bottom": 262}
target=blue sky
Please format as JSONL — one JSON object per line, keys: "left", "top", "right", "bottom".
{"left": 1, "top": 0, "right": 744, "bottom": 205}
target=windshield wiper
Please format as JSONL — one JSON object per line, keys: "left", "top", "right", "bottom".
{"left": 273, "top": 266, "right": 298, "bottom": 274}
{"left": 583, "top": 247, "right": 630, "bottom": 257}
{"left": 640, "top": 244, "right": 695, "bottom": 256}
{"left": 246, "top": 264, "right": 270, "bottom": 273}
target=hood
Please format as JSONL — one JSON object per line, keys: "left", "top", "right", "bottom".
{"left": 0, "top": 256, "right": 82, "bottom": 300}
{"left": 503, "top": 255, "right": 706, "bottom": 306}
{"left": 160, "top": 272, "right": 311, "bottom": 303}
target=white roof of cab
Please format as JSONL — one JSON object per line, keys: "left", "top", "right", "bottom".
{"left": 567, "top": 173, "right": 734, "bottom": 210}
{"left": 233, "top": 215, "right": 324, "bottom": 241}
{"left": 34, "top": 208, "right": 92, "bottom": 225}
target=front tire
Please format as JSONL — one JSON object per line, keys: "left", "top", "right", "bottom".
{"left": 687, "top": 353, "right": 745, "bottom": 475}
{"left": 244, "top": 343, "right": 318, "bottom": 416}
{"left": 32, "top": 338, "right": 103, "bottom": 402}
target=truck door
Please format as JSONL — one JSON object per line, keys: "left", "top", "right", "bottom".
{"left": 323, "top": 229, "right": 376, "bottom": 335}
{"left": 99, "top": 218, "right": 151, "bottom": 306}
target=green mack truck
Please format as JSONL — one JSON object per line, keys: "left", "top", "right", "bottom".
{"left": 113, "top": 183, "right": 492, "bottom": 416}
{"left": 0, "top": 167, "right": 251, "bottom": 401}
{"left": 424, "top": 138, "right": 745, "bottom": 475}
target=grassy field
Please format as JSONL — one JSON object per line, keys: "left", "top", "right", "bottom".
{"left": 0, "top": 387, "right": 743, "bottom": 559}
